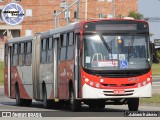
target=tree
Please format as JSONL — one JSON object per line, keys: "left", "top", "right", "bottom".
{"left": 128, "top": 11, "right": 144, "bottom": 20}
{"left": 154, "top": 49, "right": 160, "bottom": 63}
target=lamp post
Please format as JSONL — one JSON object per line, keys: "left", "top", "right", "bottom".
{"left": 113, "top": 0, "right": 116, "bottom": 18}
{"left": 66, "top": 0, "right": 69, "bottom": 24}
{"left": 85, "top": 0, "right": 87, "bottom": 20}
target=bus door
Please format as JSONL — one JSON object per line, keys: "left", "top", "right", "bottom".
{"left": 58, "top": 33, "right": 68, "bottom": 99}
{"left": 7, "top": 44, "right": 12, "bottom": 97}
{"left": 32, "top": 35, "right": 41, "bottom": 100}
{"left": 74, "top": 33, "right": 81, "bottom": 98}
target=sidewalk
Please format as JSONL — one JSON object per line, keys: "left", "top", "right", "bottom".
{"left": 0, "top": 85, "right": 3, "bottom": 89}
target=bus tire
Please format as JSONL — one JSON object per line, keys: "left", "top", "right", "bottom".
{"left": 89, "top": 103, "right": 97, "bottom": 111}
{"left": 15, "top": 85, "right": 32, "bottom": 106}
{"left": 22, "top": 99, "right": 32, "bottom": 106}
{"left": 15, "top": 85, "right": 21, "bottom": 106}
{"left": 89, "top": 100, "right": 105, "bottom": 110}
{"left": 97, "top": 103, "right": 106, "bottom": 109}
{"left": 128, "top": 98, "right": 139, "bottom": 111}
{"left": 69, "top": 88, "right": 81, "bottom": 112}
{"left": 42, "top": 85, "right": 50, "bottom": 109}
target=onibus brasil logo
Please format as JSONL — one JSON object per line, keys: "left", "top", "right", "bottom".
{"left": 1, "top": 3, "right": 25, "bottom": 25}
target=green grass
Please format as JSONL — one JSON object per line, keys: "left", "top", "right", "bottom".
{"left": 140, "top": 94, "right": 160, "bottom": 105}
{"left": 152, "top": 63, "right": 160, "bottom": 76}
{"left": 0, "top": 61, "right": 4, "bottom": 85}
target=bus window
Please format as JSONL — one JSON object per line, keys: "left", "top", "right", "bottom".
{"left": 12, "top": 43, "right": 18, "bottom": 66}
{"left": 47, "top": 37, "right": 53, "bottom": 63}
{"left": 41, "top": 39, "right": 47, "bottom": 63}
{"left": 19, "top": 43, "right": 25, "bottom": 66}
{"left": 67, "top": 32, "right": 74, "bottom": 60}
{"left": 25, "top": 41, "right": 32, "bottom": 66}
{"left": 59, "top": 34, "right": 67, "bottom": 61}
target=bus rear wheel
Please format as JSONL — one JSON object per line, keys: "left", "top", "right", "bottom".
{"left": 128, "top": 98, "right": 139, "bottom": 111}
{"left": 15, "top": 86, "right": 32, "bottom": 106}
{"left": 69, "top": 88, "right": 81, "bottom": 112}
{"left": 42, "top": 85, "right": 51, "bottom": 109}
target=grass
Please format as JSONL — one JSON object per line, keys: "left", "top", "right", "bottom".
{"left": 152, "top": 63, "right": 160, "bottom": 76}
{"left": 0, "top": 61, "right": 4, "bottom": 85}
{"left": 140, "top": 94, "right": 160, "bottom": 105}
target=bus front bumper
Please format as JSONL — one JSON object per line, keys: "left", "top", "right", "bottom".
{"left": 82, "top": 83, "right": 152, "bottom": 99}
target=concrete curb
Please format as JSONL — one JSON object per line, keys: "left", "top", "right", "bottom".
{"left": 152, "top": 76, "right": 160, "bottom": 78}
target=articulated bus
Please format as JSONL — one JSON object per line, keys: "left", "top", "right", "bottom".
{"left": 4, "top": 19, "right": 153, "bottom": 111}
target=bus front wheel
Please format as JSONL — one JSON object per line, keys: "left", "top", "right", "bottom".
{"left": 128, "top": 98, "right": 139, "bottom": 111}
{"left": 69, "top": 88, "right": 81, "bottom": 112}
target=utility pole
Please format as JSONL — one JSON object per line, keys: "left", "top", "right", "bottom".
{"left": 54, "top": 10, "right": 57, "bottom": 29}
{"left": 66, "top": 0, "right": 69, "bottom": 24}
{"left": 113, "top": 0, "right": 116, "bottom": 18}
{"left": 85, "top": 0, "right": 88, "bottom": 20}
{"left": 54, "top": 0, "right": 79, "bottom": 29}
{"left": 76, "top": 0, "right": 80, "bottom": 20}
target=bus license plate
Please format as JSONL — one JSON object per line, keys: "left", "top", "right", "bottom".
{"left": 113, "top": 90, "right": 125, "bottom": 94}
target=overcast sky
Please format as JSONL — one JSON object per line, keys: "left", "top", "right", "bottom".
{"left": 138, "top": 0, "right": 160, "bottom": 41}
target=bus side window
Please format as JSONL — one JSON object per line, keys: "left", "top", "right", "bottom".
{"left": 25, "top": 41, "right": 32, "bottom": 66}
{"left": 47, "top": 37, "right": 53, "bottom": 63}
{"left": 59, "top": 34, "right": 67, "bottom": 61}
{"left": 12, "top": 43, "right": 18, "bottom": 66}
{"left": 19, "top": 42, "right": 25, "bottom": 66}
{"left": 67, "top": 32, "right": 74, "bottom": 60}
{"left": 41, "top": 39, "right": 47, "bottom": 63}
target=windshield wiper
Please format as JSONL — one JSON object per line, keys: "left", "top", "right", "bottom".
{"left": 127, "top": 36, "right": 135, "bottom": 61}
{"left": 98, "top": 33, "right": 112, "bottom": 53}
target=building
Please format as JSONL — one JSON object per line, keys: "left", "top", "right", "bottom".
{"left": 0, "top": 0, "right": 138, "bottom": 60}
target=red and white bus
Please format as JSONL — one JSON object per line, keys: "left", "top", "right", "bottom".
{"left": 4, "top": 19, "right": 153, "bottom": 111}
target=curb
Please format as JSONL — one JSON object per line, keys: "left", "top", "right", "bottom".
{"left": 152, "top": 76, "right": 160, "bottom": 78}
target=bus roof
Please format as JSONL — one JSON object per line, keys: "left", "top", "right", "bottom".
{"left": 8, "top": 35, "right": 34, "bottom": 43}
{"left": 40, "top": 22, "right": 80, "bottom": 38}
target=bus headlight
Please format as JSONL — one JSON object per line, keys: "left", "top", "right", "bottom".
{"left": 96, "top": 83, "right": 100, "bottom": 88}
{"left": 85, "top": 78, "right": 89, "bottom": 82}
{"left": 100, "top": 79, "right": 104, "bottom": 83}
{"left": 90, "top": 81, "right": 94, "bottom": 86}
{"left": 147, "top": 78, "right": 151, "bottom": 82}
{"left": 138, "top": 83, "right": 141, "bottom": 87}
{"left": 143, "top": 81, "right": 146, "bottom": 86}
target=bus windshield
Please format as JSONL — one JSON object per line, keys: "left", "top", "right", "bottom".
{"left": 82, "top": 34, "right": 150, "bottom": 70}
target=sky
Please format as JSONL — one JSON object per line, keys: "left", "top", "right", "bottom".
{"left": 138, "top": 0, "right": 160, "bottom": 42}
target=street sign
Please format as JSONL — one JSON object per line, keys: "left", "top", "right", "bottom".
{"left": 154, "top": 39, "right": 160, "bottom": 46}
{"left": 120, "top": 60, "right": 128, "bottom": 69}
{"left": 64, "top": 11, "right": 70, "bottom": 18}
{"left": 60, "top": 2, "right": 67, "bottom": 8}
